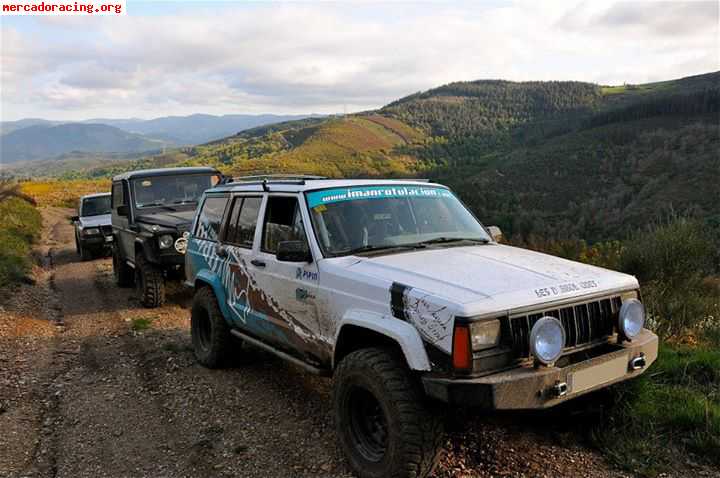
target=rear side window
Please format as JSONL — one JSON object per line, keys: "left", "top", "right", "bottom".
{"left": 225, "top": 196, "right": 262, "bottom": 248}
{"left": 262, "top": 196, "right": 308, "bottom": 254}
{"left": 195, "top": 195, "right": 228, "bottom": 241}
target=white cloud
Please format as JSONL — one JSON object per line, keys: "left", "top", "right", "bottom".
{"left": 1, "top": 0, "right": 718, "bottom": 120}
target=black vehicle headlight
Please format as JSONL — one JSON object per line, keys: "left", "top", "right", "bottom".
{"left": 530, "top": 317, "right": 565, "bottom": 365}
{"left": 83, "top": 227, "right": 100, "bottom": 236}
{"left": 158, "top": 234, "right": 174, "bottom": 249}
{"left": 469, "top": 319, "right": 501, "bottom": 351}
{"left": 619, "top": 298, "right": 645, "bottom": 339}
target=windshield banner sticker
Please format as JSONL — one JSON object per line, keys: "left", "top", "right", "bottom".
{"left": 307, "top": 186, "right": 454, "bottom": 208}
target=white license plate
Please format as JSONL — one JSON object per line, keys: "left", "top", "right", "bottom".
{"left": 569, "top": 354, "right": 628, "bottom": 395}
{"left": 105, "top": 236, "right": 113, "bottom": 242}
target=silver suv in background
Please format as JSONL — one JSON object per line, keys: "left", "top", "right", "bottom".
{"left": 71, "top": 192, "right": 113, "bottom": 260}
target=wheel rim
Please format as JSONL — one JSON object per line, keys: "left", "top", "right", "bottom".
{"left": 346, "top": 385, "right": 388, "bottom": 463}
{"left": 194, "top": 307, "right": 212, "bottom": 353}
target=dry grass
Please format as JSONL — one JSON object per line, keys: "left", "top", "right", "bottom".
{"left": 20, "top": 179, "right": 111, "bottom": 208}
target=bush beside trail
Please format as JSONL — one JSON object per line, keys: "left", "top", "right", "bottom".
{"left": 0, "top": 182, "right": 42, "bottom": 290}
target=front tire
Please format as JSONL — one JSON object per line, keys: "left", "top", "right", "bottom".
{"left": 135, "top": 254, "right": 165, "bottom": 308}
{"left": 333, "top": 348, "right": 444, "bottom": 478}
{"left": 191, "top": 287, "right": 232, "bottom": 368}
{"left": 79, "top": 242, "right": 92, "bottom": 261}
{"left": 113, "top": 248, "right": 134, "bottom": 287}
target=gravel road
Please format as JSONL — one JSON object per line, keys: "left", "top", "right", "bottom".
{"left": 0, "top": 207, "right": 635, "bottom": 478}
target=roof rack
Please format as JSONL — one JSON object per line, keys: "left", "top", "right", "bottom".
{"left": 225, "top": 174, "right": 328, "bottom": 191}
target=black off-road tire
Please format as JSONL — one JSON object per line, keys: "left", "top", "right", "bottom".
{"left": 113, "top": 248, "right": 134, "bottom": 287}
{"left": 79, "top": 242, "right": 93, "bottom": 261}
{"left": 135, "top": 254, "right": 165, "bottom": 308}
{"left": 333, "top": 347, "right": 444, "bottom": 478}
{"left": 191, "top": 287, "right": 232, "bottom": 368}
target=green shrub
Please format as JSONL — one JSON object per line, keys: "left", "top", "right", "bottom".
{"left": 620, "top": 217, "right": 718, "bottom": 339}
{"left": 0, "top": 197, "right": 42, "bottom": 288}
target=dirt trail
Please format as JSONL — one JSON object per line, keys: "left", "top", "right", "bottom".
{"left": 1, "top": 207, "right": 634, "bottom": 478}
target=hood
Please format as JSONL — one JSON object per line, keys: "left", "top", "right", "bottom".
{"left": 347, "top": 244, "right": 638, "bottom": 315}
{"left": 79, "top": 214, "right": 111, "bottom": 228}
{"left": 135, "top": 209, "right": 196, "bottom": 230}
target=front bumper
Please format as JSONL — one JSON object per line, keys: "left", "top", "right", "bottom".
{"left": 80, "top": 235, "right": 113, "bottom": 247}
{"left": 422, "top": 329, "right": 658, "bottom": 409}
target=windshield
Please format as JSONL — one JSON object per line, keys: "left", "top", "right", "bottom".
{"left": 306, "top": 185, "right": 490, "bottom": 256}
{"left": 81, "top": 195, "right": 111, "bottom": 217}
{"left": 132, "top": 174, "right": 220, "bottom": 209}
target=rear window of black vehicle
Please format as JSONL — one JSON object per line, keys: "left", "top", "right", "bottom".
{"left": 225, "top": 196, "right": 262, "bottom": 248}
{"left": 195, "top": 195, "right": 228, "bottom": 241}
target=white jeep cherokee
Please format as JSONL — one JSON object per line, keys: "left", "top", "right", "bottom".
{"left": 185, "top": 176, "right": 658, "bottom": 478}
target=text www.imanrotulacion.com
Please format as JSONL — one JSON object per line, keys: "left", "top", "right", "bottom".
{"left": 1, "top": 0, "right": 125, "bottom": 15}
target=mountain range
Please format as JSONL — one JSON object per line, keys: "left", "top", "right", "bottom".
{"left": 0, "top": 113, "right": 320, "bottom": 163}
{"left": 5, "top": 71, "right": 719, "bottom": 243}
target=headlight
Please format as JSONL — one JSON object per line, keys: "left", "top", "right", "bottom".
{"left": 158, "top": 234, "right": 174, "bottom": 249}
{"left": 83, "top": 228, "right": 100, "bottom": 235}
{"left": 530, "top": 317, "right": 565, "bottom": 365}
{"left": 469, "top": 320, "right": 501, "bottom": 351}
{"left": 619, "top": 298, "right": 645, "bottom": 339}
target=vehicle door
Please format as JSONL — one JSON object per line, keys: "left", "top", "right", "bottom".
{"left": 111, "top": 180, "right": 135, "bottom": 262}
{"left": 248, "top": 194, "right": 324, "bottom": 362}
{"left": 217, "top": 194, "right": 268, "bottom": 331}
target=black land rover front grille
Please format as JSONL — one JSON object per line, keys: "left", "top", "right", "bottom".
{"left": 101, "top": 225, "right": 113, "bottom": 236}
{"left": 505, "top": 296, "right": 622, "bottom": 358}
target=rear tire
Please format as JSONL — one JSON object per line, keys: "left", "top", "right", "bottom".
{"left": 191, "top": 287, "right": 232, "bottom": 368}
{"left": 113, "top": 248, "right": 134, "bottom": 287}
{"left": 135, "top": 254, "right": 165, "bottom": 308}
{"left": 333, "top": 347, "right": 444, "bottom": 478}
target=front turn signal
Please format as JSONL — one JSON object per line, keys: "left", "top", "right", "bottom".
{"left": 452, "top": 323, "right": 472, "bottom": 371}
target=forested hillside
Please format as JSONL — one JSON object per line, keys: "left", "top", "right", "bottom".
{"left": 20, "top": 71, "right": 719, "bottom": 243}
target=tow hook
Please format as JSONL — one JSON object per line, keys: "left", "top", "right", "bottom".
{"left": 552, "top": 381, "right": 568, "bottom": 397}
{"left": 630, "top": 353, "right": 646, "bottom": 371}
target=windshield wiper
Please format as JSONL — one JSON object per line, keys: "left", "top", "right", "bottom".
{"left": 340, "top": 243, "right": 424, "bottom": 256}
{"left": 415, "top": 237, "right": 490, "bottom": 246}
{"left": 138, "top": 203, "right": 177, "bottom": 211}
{"left": 171, "top": 199, "right": 197, "bottom": 205}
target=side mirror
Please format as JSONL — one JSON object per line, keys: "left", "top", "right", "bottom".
{"left": 487, "top": 226, "right": 503, "bottom": 242}
{"left": 276, "top": 241, "right": 312, "bottom": 263}
{"left": 70, "top": 215, "right": 79, "bottom": 223}
{"left": 117, "top": 205, "right": 129, "bottom": 217}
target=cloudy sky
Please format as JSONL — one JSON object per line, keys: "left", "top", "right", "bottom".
{"left": 1, "top": 0, "right": 718, "bottom": 121}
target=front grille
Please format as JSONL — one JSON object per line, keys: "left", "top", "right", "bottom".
{"left": 101, "top": 225, "right": 113, "bottom": 236}
{"left": 504, "top": 296, "right": 622, "bottom": 358}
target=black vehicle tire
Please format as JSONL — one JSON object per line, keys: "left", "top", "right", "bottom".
{"left": 113, "top": 248, "right": 134, "bottom": 288}
{"left": 191, "top": 287, "right": 233, "bottom": 368}
{"left": 79, "top": 242, "right": 93, "bottom": 261}
{"left": 333, "top": 347, "right": 444, "bottom": 478}
{"left": 135, "top": 254, "right": 165, "bottom": 308}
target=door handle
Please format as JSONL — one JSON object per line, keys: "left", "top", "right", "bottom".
{"left": 215, "top": 244, "right": 228, "bottom": 258}
{"left": 250, "top": 259, "right": 266, "bottom": 268}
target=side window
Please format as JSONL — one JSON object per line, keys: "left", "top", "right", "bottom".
{"left": 261, "top": 196, "right": 308, "bottom": 254}
{"left": 111, "top": 182, "right": 124, "bottom": 209}
{"left": 195, "top": 195, "right": 228, "bottom": 241}
{"left": 225, "top": 196, "right": 261, "bottom": 248}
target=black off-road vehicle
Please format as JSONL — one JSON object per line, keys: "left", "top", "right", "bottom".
{"left": 111, "top": 167, "right": 222, "bottom": 307}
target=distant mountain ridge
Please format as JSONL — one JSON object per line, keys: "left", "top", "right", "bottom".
{"left": 0, "top": 113, "right": 321, "bottom": 164}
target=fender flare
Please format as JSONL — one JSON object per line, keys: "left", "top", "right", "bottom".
{"left": 193, "top": 269, "right": 234, "bottom": 322}
{"left": 334, "top": 310, "right": 431, "bottom": 371}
